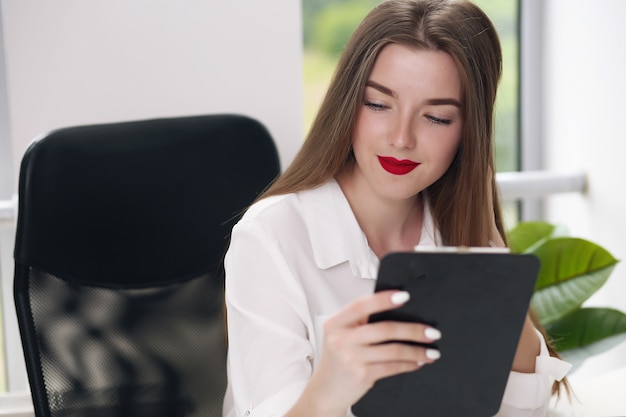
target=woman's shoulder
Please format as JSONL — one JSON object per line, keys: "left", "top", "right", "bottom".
{"left": 243, "top": 193, "right": 292, "bottom": 219}
{"left": 233, "top": 192, "right": 306, "bottom": 243}
{"left": 239, "top": 180, "right": 339, "bottom": 225}
{"left": 233, "top": 180, "right": 340, "bottom": 238}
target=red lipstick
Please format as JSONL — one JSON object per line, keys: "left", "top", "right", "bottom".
{"left": 378, "top": 156, "right": 419, "bottom": 175}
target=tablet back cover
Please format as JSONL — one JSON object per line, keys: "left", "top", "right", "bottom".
{"left": 351, "top": 251, "right": 539, "bottom": 417}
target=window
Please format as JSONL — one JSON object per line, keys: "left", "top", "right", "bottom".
{"left": 301, "top": 0, "right": 379, "bottom": 134}
{"left": 472, "top": 0, "right": 520, "bottom": 227}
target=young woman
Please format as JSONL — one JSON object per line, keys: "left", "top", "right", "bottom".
{"left": 223, "top": 1, "right": 571, "bottom": 416}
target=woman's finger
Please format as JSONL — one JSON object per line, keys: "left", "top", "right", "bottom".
{"left": 358, "top": 360, "right": 423, "bottom": 385}
{"left": 352, "top": 320, "right": 442, "bottom": 346}
{"left": 359, "top": 342, "right": 441, "bottom": 365}
{"left": 324, "top": 290, "right": 410, "bottom": 329}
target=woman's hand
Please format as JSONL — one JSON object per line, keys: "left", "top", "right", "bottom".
{"left": 287, "top": 290, "right": 441, "bottom": 417}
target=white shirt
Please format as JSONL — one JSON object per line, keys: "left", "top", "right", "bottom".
{"left": 223, "top": 179, "right": 571, "bottom": 417}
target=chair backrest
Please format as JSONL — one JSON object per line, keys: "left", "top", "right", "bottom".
{"left": 13, "top": 114, "right": 280, "bottom": 417}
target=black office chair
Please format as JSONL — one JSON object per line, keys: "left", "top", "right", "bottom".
{"left": 13, "top": 114, "right": 280, "bottom": 417}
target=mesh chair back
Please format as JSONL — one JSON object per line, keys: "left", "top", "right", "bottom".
{"left": 14, "top": 114, "right": 280, "bottom": 417}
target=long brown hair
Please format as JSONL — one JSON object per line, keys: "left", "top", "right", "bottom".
{"left": 263, "top": 0, "right": 568, "bottom": 396}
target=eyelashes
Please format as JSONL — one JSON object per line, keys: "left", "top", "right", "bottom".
{"left": 364, "top": 101, "right": 388, "bottom": 111}
{"left": 426, "top": 115, "right": 452, "bottom": 126}
{"left": 363, "top": 101, "right": 453, "bottom": 126}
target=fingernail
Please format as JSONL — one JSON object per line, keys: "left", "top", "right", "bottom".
{"left": 424, "top": 328, "right": 442, "bottom": 340}
{"left": 390, "top": 291, "right": 410, "bottom": 305}
{"left": 426, "top": 349, "right": 441, "bottom": 360}
{"left": 417, "top": 361, "right": 425, "bottom": 367}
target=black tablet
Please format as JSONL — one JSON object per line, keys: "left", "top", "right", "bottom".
{"left": 351, "top": 248, "right": 540, "bottom": 417}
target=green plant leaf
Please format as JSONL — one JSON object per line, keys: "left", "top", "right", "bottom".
{"left": 560, "top": 333, "right": 626, "bottom": 370}
{"left": 531, "top": 265, "right": 616, "bottom": 325}
{"left": 529, "top": 237, "right": 618, "bottom": 324}
{"left": 508, "top": 221, "right": 625, "bottom": 360}
{"left": 507, "top": 221, "right": 568, "bottom": 253}
{"left": 545, "top": 307, "right": 626, "bottom": 352}
{"left": 532, "top": 238, "right": 618, "bottom": 290}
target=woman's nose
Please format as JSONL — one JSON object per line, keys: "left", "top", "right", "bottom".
{"left": 390, "top": 114, "right": 417, "bottom": 149}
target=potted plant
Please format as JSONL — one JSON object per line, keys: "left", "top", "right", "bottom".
{"left": 507, "top": 221, "right": 625, "bottom": 367}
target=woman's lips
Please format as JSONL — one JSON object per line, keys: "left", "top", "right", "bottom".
{"left": 378, "top": 156, "right": 419, "bottom": 175}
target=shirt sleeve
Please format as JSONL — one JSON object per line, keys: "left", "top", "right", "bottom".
{"left": 495, "top": 329, "right": 572, "bottom": 417}
{"left": 224, "top": 219, "right": 313, "bottom": 417}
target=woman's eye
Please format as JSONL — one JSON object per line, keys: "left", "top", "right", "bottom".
{"left": 427, "top": 115, "right": 453, "bottom": 126}
{"left": 364, "top": 101, "right": 388, "bottom": 111}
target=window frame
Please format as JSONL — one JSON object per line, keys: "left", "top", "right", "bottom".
{"left": 519, "top": 0, "right": 547, "bottom": 220}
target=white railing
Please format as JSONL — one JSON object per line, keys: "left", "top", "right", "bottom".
{"left": 0, "top": 392, "right": 33, "bottom": 417}
{"left": 0, "top": 195, "right": 16, "bottom": 221}
{"left": 496, "top": 170, "right": 587, "bottom": 201}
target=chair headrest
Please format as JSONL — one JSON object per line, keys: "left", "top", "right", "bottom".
{"left": 15, "top": 114, "right": 280, "bottom": 286}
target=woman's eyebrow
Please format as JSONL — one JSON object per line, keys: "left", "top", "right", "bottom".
{"left": 426, "top": 98, "right": 461, "bottom": 107}
{"left": 366, "top": 80, "right": 461, "bottom": 108}
{"left": 366, "top": 80, "right": 396, "bottom": 97}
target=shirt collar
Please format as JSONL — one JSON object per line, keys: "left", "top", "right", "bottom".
{"left": 298, "top": 179, "right": 439, "bottom": 280}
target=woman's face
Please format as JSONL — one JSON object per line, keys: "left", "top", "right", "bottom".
{"left": 349, "top": 43, "right": 463, "bottom": 203}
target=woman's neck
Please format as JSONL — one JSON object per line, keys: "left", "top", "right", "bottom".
{"left": 336, "top": 172, "right": 424, "bottom": 258}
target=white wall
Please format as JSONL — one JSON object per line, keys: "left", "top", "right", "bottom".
{"left": 1, "top": 0, "right": 303, "bottom": 181}
{"left": 0, "top": 7, "right": 11, "bottom": 201}
{"left": 543, "top": 0, "right": 626, "bottom": 376}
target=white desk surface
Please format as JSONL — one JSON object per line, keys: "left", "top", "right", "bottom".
{"left": 547, "top": 339, "right": 626, "bottom": 417}
{"left": 548, "top": 365, "right": 626, "bottom": 416}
